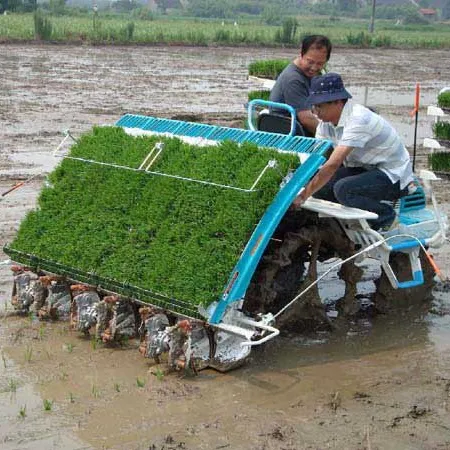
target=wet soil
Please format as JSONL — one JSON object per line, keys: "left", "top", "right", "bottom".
{"left": 1, "top": 44, "right": 450, "bottom": 450}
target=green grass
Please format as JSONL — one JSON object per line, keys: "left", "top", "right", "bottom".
{"left": 6, "top": 126, "right": 300, "bottom": 313}
{"left": 1, "top": 13, "right": 450, "bottom": 47}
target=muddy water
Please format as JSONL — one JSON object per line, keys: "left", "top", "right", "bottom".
{"left": 1, "top": 44, "right": 450, "bottom": 450}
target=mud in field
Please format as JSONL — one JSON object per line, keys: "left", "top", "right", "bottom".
{"left": 1, "top": 44, "right": 450, "bottom": 450}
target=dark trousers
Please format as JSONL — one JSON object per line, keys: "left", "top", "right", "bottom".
{"left": 314, "top": 167, "right": 408, "bottom": 230}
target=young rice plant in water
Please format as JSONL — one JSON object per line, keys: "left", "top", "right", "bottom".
{"left": 6, "top": 127, "right": 300, "bottom": 315}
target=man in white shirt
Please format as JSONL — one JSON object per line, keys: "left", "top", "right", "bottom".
{"left": 293, "top": 72, "right": 413, "bottom": 230}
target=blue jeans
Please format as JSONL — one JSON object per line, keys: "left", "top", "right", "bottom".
{"left": 314, "top": 167, "right": 408, "bottom": 230}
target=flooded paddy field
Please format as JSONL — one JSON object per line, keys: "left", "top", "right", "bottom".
{"left": 1, "top": 44, "right": 450, "bottom": 450}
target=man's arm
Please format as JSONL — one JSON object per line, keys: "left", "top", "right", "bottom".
{"left": 292, "top": 145, "right": 353, "bottom": 207}
{"left": 298, "top": 110, "right": 319, "bottom": 135}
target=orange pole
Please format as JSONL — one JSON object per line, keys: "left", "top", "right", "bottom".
{"left": 424, "top": 250, "right": 445, "bottom": 282}
{"left": 1, "top": 182, "right": 25, "bottom": 197}
{"left": 412, "top": 82, "right": 420, "bottom": 172}
{"left": 414, "top": 83, "right": 420, "bottom": 112}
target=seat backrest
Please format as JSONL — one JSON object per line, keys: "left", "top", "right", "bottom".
{"left": 399, "top": 184, "right": 426, "bottom": 213}
{"left": 257, "top": 113, "right": 307, "bottom": 137}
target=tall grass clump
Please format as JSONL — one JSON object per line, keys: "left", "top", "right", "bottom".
{"left": 274, "top": 17, "right": 298, "bottom": 44}
{"left": 372, "top": 34, "right": 392, "bottom": 47}
{"left": 124, "top": 21, "right": 134, "bottom": 40}
{"left": 214, "top": 28, "right": 231, "bottom": 43}
{"left": 346, "top": 31, "right": 372, "bottom": 47}
{"left": 34, "top": 9, "right": 53, "bottom": 40}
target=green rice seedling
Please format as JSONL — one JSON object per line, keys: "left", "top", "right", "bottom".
{"left": 1, "top": 351, "right": 6, "bottom": 369}
{"left": 43, "top": 399, "right": 53, "bottom": 411}
{"left": 429, "top": 152, "right": 450, "bottom": 172}
{"left": 6, "top": 127, "right": 300, "bottom": 317}
{"left": 248, "top": 59, "right": 290, "bottom": 79}
{"left": 38, "top": 324, "right": 46, "bottom": 340}
{"left": 153, "top": 367, "right": 165, "bottom": 382}
{"left": 91, "top": 383, "right": 100, "bottom": 398}
{"left": 69, "top": 392, "right": 75, "bottom": 403}
{"left": 8, "top": 378, "right": 18, "bottom": 393}
{"left": 438, "top": 91, "right": 450, "bottom": 109}
{"left": 90, "top": 337, "right": 99, "bottom": 350}
{"left": 114, "top": 382, "right": 120, "bottom": 392}
{"left": 433, "top": 122, "right": 450, "bottom": 141}
{"left": 24, "top": 345, "right": 33, "bottom": 363}
{"left": 136, "top": 377, "right": 145, "bottom": 388}
{"left": 60, "top": 371, "right": 68, "bottom": 381}
{"left": 64, "top": 343, "right": 74, "bottom": 353}
{"left": 248, "top": 90, "right": 271, "bottom": 102}
{"left": 18, "top": 405, "right": 26, "bottom": 419}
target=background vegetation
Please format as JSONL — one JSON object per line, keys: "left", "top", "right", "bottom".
{"left": 1, "top": 0, "right": 450, "bottom": 48}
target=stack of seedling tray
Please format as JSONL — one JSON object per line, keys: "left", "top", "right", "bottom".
{"left": 428, "top": 90, "right": 450, "bottom": 175}
{"left": 247, "top": 59, "right": 290, "bottom": 102}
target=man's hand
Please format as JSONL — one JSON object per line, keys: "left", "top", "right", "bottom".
{"left": 291, "top": 189, "right": 308, "bottom": 209}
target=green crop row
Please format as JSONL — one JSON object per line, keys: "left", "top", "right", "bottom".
{"left": 1, "top": 13, "right": 450, "bottom": 48}
{"left": 8, "top": 126, "right": 300, "bottom": 310}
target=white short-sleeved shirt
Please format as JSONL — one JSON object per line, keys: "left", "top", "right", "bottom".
{"left": 316, "top": 100, "right": 414, "bottom": 189}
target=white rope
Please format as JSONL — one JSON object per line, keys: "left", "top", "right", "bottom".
{"left": 272, "top": 233, "right": 434, "bottom": 321}
{"left": 57, "top": 155, "right": 258, "bottom": 193}
{"left": 249, "top": 160, "right": 277, "bottom": 190}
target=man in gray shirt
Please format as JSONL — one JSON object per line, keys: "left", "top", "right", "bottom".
{"left": 269, "top": 35, "right": 332, "bottom": 136}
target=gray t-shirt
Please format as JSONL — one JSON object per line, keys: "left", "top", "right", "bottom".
{"left": 269, "top": 63, "right": 311, "bottom": 113}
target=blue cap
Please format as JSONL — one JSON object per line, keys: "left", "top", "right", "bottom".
{"left": 307, "top": 72, "right": 352, "bottom": 107}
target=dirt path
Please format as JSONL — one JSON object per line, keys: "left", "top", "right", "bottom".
{"left": 1, "top": 44, "right": 450, "bottom": 450}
